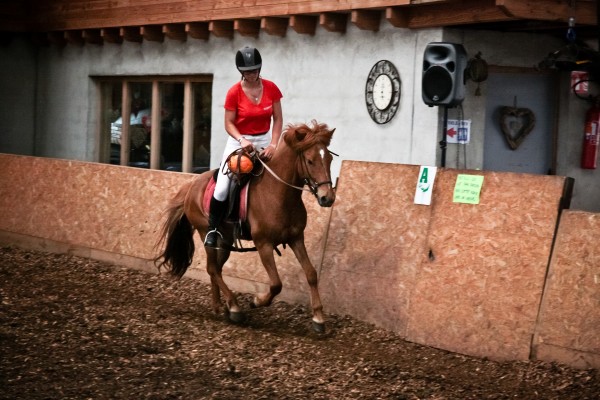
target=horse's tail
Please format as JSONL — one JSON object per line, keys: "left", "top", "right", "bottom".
{"left": 154, "top": 185, "right": 195, "bottom": 279}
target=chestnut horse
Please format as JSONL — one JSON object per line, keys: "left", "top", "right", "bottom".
{"left": 154, "top": 121, "right": 336, "bottom": 332}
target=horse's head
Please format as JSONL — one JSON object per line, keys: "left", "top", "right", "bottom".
{"left": 284, "top": 120, "right": 336, "bottom": 207}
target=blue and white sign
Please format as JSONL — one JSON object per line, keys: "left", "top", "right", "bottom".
{"left": 446, "top": 119, "right": 471, "bottom": 144}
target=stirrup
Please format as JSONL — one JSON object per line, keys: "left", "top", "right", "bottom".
{"left": 204, "top": 228, "right": 223, "bottom": 248}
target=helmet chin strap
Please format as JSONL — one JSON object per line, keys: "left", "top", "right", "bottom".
{"left": 240, "top": 70, "right": 261, "bottom": 81}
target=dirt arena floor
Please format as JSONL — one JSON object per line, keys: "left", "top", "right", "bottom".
{"left": 1, "top": 246, "right": 598, "bottom": 399}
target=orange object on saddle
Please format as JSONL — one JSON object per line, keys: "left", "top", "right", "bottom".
{"left": 228, "top": 153, "right": 254, "bottom": 174}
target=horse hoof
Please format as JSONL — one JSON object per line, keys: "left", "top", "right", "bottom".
{"left": 228, "top": 311, "right": 246, "bottom": 324}
{"left": 312, "top": 321, "right": 326, "bottom": 334}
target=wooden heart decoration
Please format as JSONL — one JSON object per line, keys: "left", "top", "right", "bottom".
{"left": 499, "top": 106, "right": 536, "bottom": 150}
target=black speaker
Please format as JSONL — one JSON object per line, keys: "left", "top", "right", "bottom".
{"left": 422, "top": 42, "right": 468, "bottom": 107}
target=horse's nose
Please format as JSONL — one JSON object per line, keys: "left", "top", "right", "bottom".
{"left": 319, "top": 193, "right": 335, "bottom": 207}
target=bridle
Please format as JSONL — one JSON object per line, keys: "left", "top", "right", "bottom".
{"left": 256, "top": 147, "right": 338, "bottom": 198}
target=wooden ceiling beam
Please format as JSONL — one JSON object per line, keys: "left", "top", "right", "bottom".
{"left": 120, "top": 26, "right": 142, "bottom": 43}
{"left": 290, "top": 15, "right": 317, "bottom": 35}
{"left": 261, "top": 17, "right": 288, "bottom": 37}
{"left": 83, "top": 29, "right": 103, "bottom": 45}
{"left": 30, "top": 33, "right": 49, "bottom": 47}
{"left": 351, "top": 9, "right": 381, "bottom": 32}
{"left": 186, "top": 22, "right": 209, "bottom": 41}
{"left": 141, "top": 25, "right": 164, "bottom": 42}
{"left": 496, "top": 0, "right": 597, "bottom": 26}
{"left": 407, "top": 0, "right": 516, "bottom": 28}
{"left": 101, "top": 27, "right": 123, "bottom": 44}
{"left": 18, "top": 0, "right": 596, "bottom": 35}
{"left": 163, "top": 24, "right": 186, "bottom": 41}
{"left": 64, "top": 30, "right": 84, "bottom": 46}
{"left": 234, "top": 19, "right": 260, "bottom": 38}
{"left": 47, "top": 31, "right": 66, "bottom": 46}
{"left": 209, "top": 20, "right": 234, "bottom": 38}
{"left": 320, "top": 13, "right": 348, "bottom": 33}
{"left": 385, "top": 7, "right": 409, "bottom": 28}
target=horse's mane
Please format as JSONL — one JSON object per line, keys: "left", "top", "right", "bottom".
{"left": 282, "top": 120, "right": 334, "bottom": 152}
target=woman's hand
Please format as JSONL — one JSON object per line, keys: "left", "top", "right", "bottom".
{"left": 239, "top": 137, "right": 255, "bottom": 152}
{"left": 260, "top": 143, "right": 276, "bottom": 161}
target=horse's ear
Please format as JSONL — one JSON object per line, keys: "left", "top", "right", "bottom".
{"left": 293, "top": 127, "right": 308, "bottom": 142}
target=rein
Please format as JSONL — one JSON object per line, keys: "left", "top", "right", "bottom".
{"left": 255, "top": 149, "right": 337, "bottom": 198}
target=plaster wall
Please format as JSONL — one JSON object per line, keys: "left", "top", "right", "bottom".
{"left": 555, "top": 76, "right": 600, "bottom": 212}
{"left": 0, "top": 35, "right": 36, "bottom": 155}
{"left": 31, "top": 23, "right": 444, "bottom": 181}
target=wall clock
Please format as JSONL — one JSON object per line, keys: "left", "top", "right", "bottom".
{"left": 365, "top": 60, "right": 401, "bottom": 124}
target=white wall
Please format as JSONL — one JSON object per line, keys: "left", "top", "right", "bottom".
{"left": 32, "top": 22, "right": 442, "bottom": 181}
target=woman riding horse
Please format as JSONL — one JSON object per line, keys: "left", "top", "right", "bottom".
{"left": 154, "top": 121, "right": 336, "bottom": 332}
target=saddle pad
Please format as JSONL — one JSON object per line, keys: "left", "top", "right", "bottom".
{"left": 203, "top": 175, "right": 249, "bottom": 222}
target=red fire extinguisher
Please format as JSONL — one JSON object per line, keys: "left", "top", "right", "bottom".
{"left": 581, "top": 101, "right": 600, "bottom": 169}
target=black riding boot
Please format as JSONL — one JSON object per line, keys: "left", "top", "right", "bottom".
{"left": 204, "top": 196, "right": 227, "bottom": 248}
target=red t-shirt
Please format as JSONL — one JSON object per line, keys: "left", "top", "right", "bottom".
{"left": 224, "top": 79, "right": 283, "bottom": 135}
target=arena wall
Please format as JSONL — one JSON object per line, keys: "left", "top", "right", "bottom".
{"left": 0, "top": 153, "right": 598, "bottom": 369}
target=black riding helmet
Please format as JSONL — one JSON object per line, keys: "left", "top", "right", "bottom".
{"left": 236, "top": 46, "right": 262, "bottom": 71}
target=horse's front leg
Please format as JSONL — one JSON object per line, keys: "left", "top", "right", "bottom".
{"left": 289, "top": 237, "right": 325, "bottom": 333}
{"left": 253, "top": 243, "right": 282, "bottom": 308}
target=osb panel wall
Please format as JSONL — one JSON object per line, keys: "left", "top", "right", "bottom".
{"left": 320, "top": 161, "right": 432, "bottom": 334}
{"left": 0, "top": 154, "right": 332, "bottom": 304}
{"left": 406, "top": 169, "right": 568, "bottom": 361}
{"left": 320, "top": 162, "right": 569, "bottom": 361}
{"left": 0, "top": 154, "right": 193, "bottom": 261}
{"left": 534, "top": 210, "right": 600, "bottom": 369}
{"left": 4, "top": 154, "right": 598, "bottom": 368}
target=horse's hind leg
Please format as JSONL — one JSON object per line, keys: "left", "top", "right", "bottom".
{"left": 289, "top": 238, "right": 325, "bottom": 333}
{"left": 205, "top": 247, "right": 244, "bottom": 323}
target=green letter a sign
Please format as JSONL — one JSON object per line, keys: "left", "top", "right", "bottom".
{"left": 414, "top": 166, "right": 437, "bottom": 205}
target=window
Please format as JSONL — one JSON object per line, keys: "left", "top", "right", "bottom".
{"left": 96, "top": 76, "right": 212, "bottom": 173}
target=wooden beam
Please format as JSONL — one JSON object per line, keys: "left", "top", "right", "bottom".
{"left": 209, "top": 20, "right": 234, "bottom": 38}
{"left": 496, "top": 0, "right": 597, "bottom": 25}
{"left": 30, "top": 32, "right": 49, "bottom": 47}
{"left": 385, "top": 7, "right": 409, "bottom": 28}
{"left": 408, "top": 0, "right": 516, "bottom": 28}
{"left": 319, "top": 13, "right": 347, "bottom": 33}
{"left": 120, "top": 26, "right": 142, "bottom": 43}
{"left": 47, "top": 31, "right": 66, "bottom": 46}
{"left": 290, "top": 15, "right": 317, "bottom": 35}
{"left": 83, "top": 29, "right": 103, "bottom": 45}
{"left": 163, "top": 24, "right": 186, "bottom": 41}
{"left": 141, "top": 25, "right": 164, "bottom": 42}
{"left": 22, "top": 0, "right": 597, "bottom": 33}
{"left": 28, "top": 1, "right": 413, "bottom": 32}
{"left": 150, "top": 81, "right": 161, "bottom": 170}
{"left": 186, "top": 22, "right": 209, "bottom": 40}
{"left": 234, "top": 19, "right": 260, "bottom": 38}
{"left": 64, "top": 30, "right": 84, "bottom": 46}
{"left": 351, "top": 9, "right": 381, "bottom": 32}
{"left": 261, "top": 17, "right": 288, "bottom": 37}
{"left": 101, "top": 27, "right": 122, "bottom": 44}
{"left": 182, "top": 80, "right": 194, "bottom": 173}
{"left": 120, "top": 82, "right": 131, "bottom": 167}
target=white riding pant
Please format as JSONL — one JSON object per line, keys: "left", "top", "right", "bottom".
{"left": 212, "top": 133, "right": 272, "bottom": 201}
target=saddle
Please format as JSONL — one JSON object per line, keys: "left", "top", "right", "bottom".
{"left": 203, "top": 169, "right": 251, "bottom": 236}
